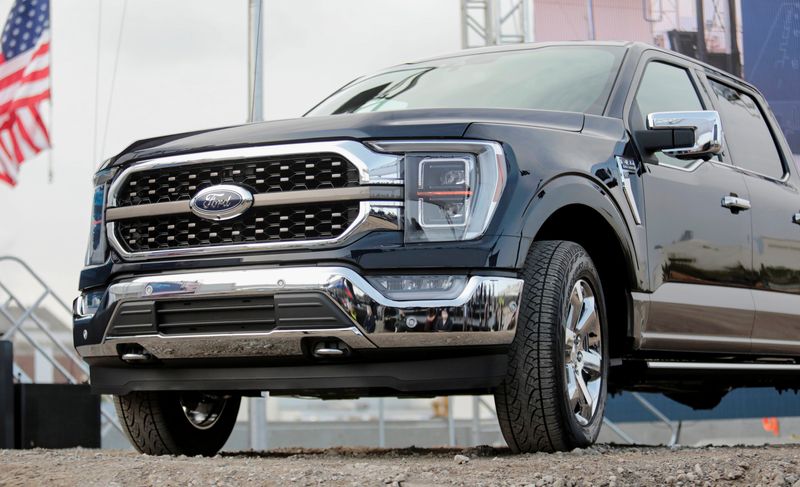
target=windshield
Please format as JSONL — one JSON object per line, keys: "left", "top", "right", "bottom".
{"left": 307, "top": 46, "right": 625, "bottom": 117}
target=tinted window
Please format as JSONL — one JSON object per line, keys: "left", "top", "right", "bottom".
{"left": 634, "top": 62, "right": 704, "bottom": 168}
{"left": 710, "top": 80, "right": 784, "bottom": 178}
{"left": 307, "top": 46, "right": 625, "bottom": 116}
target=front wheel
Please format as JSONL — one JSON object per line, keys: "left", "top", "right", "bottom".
{"left": 114, "top": 391, "right": 241, "bottom": 456}
{"left": 495, "top": 240, "right": 608, "bottom": 453}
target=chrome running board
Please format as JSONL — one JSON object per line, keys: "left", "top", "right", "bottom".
{"left": 647, "top": 361, "right": 800, "bottom": 371}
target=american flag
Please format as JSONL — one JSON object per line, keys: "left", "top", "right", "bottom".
{"left": 0, "top": 0, "right": 50, "bottom": 186}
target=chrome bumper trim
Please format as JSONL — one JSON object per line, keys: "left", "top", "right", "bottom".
{"left": 77, "top": 327, "right": 375, "bottom": 360}
{"left": 75, "top": 266, "right": 523, "bottom": 359}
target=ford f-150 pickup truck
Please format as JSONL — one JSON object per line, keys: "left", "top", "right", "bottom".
{"left": 74, "top": 41, "right": 800, "bottom": 455}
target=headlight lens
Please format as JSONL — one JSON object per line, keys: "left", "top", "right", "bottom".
{"left": 415, "top": 156, "right": 472, "bottom": 229}
{"left": 84, "top": 167, "right": 116, "bottom": 265}
{"left": 367, "top": 140, "right": 507, "bottom": 243}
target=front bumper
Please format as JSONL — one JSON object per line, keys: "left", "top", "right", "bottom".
{"left": 74, "top": 266, "right": 523, "bottom": 361}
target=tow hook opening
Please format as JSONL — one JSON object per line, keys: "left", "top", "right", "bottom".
{"left": 307, "top": 338, "right": 351, "bottom": 359}
{"left": 116, "top": 344, "right": 155, "bottom": 363}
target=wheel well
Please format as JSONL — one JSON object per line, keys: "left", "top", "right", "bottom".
{"left": 533, "top": 204, "right": 632, "bottom": 359}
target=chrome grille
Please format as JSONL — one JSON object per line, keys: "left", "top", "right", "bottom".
{"left": 116, "top": 203, "right": 360, "bottom": 252}
{"left": 116, "top": 153, "right": 360, "bottom": 206}
{"left": 104, "top": 141, "right": 404, "bottom": 260}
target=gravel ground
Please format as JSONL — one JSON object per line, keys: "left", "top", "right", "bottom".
{"left": 2, "top": 444, "right": 800, "bottom": 486}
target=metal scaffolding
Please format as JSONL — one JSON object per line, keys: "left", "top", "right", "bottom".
{"left": 460, "top": 0, "right": 534, "bottom": 49}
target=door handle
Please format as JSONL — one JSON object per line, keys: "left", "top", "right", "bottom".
{"left": 721, "top": 195, "right": 751, "bottom": 211}
{"left": 793, "top": 213, "right": 800, "bottom": 225}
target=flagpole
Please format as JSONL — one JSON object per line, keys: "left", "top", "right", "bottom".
{"left": 92, "top": 0, "right": 102, "bottom": 170}
{"left": 246, "top": 0, "right": 267, "bottom": 451}
{"left": 247, "top": 0, "right": 264, "bottom": 123}
{"left": 46, "top": 135, "right": 52, "bottom": 183}
{"left": 47, "top": 0, "right": 53, "bottom": 183}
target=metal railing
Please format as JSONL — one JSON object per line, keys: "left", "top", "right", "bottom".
{"left": 246, "top": 391, "right": 682, "bottom": 450}
{"left": 247, "top": 393, "right": 679, "bottom": 449}
{"left": 0, "top": 256, "right": 123, "bottom": 436}
{"left": 630, "top": 392, "right": 682, "bottom": 446}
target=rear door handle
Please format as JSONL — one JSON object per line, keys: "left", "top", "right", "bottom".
{"left": 793, "top": 213, "right": 800, "bottom": 225}
{"left": 721, "top": 195, "right": 751, "bottom": 212}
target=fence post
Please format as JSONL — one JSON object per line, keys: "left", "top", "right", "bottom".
{"left": 447, "top": 396, "right": 456, "bottom": 446}
{"left": 249, "top": 394, "right": 268, "bottom": 451}
{"left": 471, "top": 396, "right": 480, "bottom": 446}
{"left": 0, "top": 340, "right": 14, "bottom": 448}
{"left": 378, "top": 397, "right": 386, "bottom": 448}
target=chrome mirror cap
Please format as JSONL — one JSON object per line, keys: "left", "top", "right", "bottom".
{"left": 646, "top": 110, "right": 723, "bottom": 159}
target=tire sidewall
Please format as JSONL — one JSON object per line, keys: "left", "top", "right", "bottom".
{"left": 555, "top": 249, "right": 609, "bottom": 446}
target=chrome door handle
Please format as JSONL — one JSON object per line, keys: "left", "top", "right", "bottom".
{"left": 721, "top": 195, "right": 751, "bottom": 211}
{"left": 793, "top": 213, "right": 800, "bottom": 225}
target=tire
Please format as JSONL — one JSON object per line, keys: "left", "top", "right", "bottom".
{"left": 114, "top": 391, "right": 241, "bottom": 456}
{"left": 495, "top": 240, "right": 608, "bottom": 453}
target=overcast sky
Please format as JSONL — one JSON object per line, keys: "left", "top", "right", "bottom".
{"left": 0, "top": 0, "right": 461, "bottom": 305}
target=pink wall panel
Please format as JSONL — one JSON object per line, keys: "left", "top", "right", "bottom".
{"left": 535, "top": 0, "right": 654, "bottom": 44}
{"left": 535, "top": 0, "right": 589, "bottom": 41}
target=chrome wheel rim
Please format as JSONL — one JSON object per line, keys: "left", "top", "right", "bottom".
{"left": 180, "top": 394, "right": 227, "bottom": 430}
{"left": 564, "top": 279, "right": 603, "bottom": 426}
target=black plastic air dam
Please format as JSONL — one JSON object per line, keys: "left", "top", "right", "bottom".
{"left": 89, "top": 353, "right": 509, "bottom": 396}
{"left": 0, "top": 341, "right": 13, "bottom": 448}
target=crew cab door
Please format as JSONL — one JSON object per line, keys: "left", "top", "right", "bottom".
{"left": 705, "top": 75, "right": 800, "bottom": 354}
{"left": 628, "top": 57, "right": 755, "bottom": 353}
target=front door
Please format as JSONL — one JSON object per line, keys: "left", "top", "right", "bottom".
{"left": 630, "top": 59, "right": 755, "bottom": 352}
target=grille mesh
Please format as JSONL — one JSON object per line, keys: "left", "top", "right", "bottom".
{"left": 116, "top": 153, "right": 360, "bottom": 206}
{"left": 116, "top": 203, "right": 360, "bottom": 252}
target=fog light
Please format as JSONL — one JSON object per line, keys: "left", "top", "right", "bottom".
{"left": 368, "top": 275, "right": 468, "bottom": 301}
{"left": 73, "top": 290, "right": 104, "bottom": 318}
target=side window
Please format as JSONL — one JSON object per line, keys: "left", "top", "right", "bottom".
{"left": 709, "top": 80, "right": 785, "bottom": 179}
{"left": 633, "top": 62, "right": 704, "bottom": 168}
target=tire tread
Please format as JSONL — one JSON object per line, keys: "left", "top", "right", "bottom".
{"left": 114, "top": 391, "right": 239, "bottom": 456}
{"left": 495, "top": 240, "right": 605, "bottom": 453}
{"left": 114, "top": 392, "right": 176, "bottom": 455}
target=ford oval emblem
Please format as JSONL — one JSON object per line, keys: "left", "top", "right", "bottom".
{"left": 189, "top": 184, "right": 254, "bottom": 221}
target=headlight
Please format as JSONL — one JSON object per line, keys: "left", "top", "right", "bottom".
{"left": 84, "top": 167, "right": 116, "bottom": 265}
{"left": 367, "top": 140, "right": 507, "bottom": 243}
{"left": 415, "top": 156, "right": 472, "bottom": 228}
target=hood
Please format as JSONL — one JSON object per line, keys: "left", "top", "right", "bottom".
{"left": 107, "top": 108, "right": 586, "bottom": 167}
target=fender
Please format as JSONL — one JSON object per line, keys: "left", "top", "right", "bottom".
{"left": 517, "top": 173, "right": 646, "bottom": 291}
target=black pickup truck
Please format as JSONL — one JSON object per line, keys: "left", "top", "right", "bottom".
{"left": 73, "top": 41, "right": 800, "bottom": 455}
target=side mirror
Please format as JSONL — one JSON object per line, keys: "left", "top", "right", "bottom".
{"left": 635, "top": 110, "right": 723, "bottom": 162}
